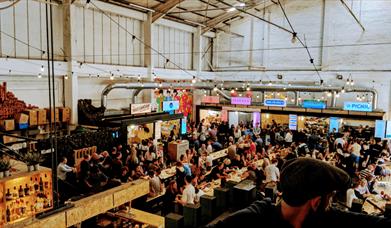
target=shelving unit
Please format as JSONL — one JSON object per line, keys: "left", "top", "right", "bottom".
{"left": 0, "top": 167, "right": 53, "bottom": 226}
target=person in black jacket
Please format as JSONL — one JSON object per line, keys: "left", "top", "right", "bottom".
{"left": 207, "top": 158, "right": 391, "bottom": 228}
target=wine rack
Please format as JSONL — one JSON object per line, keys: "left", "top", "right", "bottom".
{"left": 0, "top": 169, "right": 53, "bottom": 225}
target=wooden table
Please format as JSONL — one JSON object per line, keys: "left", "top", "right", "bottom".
{"left": 210, "top": 149, "right": 228, "bottom": 161}
{"left": 159, "top": 166, "right": 176, "bottom": 180}
{"left": 362, "top": 181, "right": 391, "bottom": 215}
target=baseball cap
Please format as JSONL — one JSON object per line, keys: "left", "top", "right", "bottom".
{"left": 280, "top": 158, "right": 351, "bottom": 207}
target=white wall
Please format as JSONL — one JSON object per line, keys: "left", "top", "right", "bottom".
{"left": 0, "top": 0, "right": 63, "bottom": 60}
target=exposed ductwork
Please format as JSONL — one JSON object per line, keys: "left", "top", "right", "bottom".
{"left": 101, "top": 82, "right": 378, "bottom": 110}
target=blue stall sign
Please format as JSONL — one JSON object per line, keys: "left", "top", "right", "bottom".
{"left": 329, "top": 117, "right": 340, "bottom": 133}
{"left": 264, "top": 99, "right": 286, "bottom": 107}
{"left": 302, "top": 100, "right": 326, "bottom": 109}
{"left": 343, "top": 102, "right": 372, "bottom": 112}
{"left": 289, "top": 114, "right": 297, "bottom": 130}
{"left": 163, "top": 100, "right": 179, "bottom": 112}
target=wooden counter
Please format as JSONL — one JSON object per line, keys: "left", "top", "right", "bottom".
{"left": 116, "top": 209, "right": 164, "bottom": 228}
{"left": 168, "top": 140, "right": 189, "bottom": 161}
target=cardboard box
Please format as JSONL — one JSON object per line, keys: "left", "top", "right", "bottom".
{"left": 24, "top": 109, "right": 38, "bottom": 126}
{"left": 0, "top": 119, "right": 15, "bottom": 131}
{"left": 59, "top": 107, "right": 71, "bottom": 122}
{"left": 37, "top": 109, "right": 47, "bottom": 125}
{"left": 3, "top": 135, "right": 18, "bottom": 144}
{"left": 46, "top": 108, "right": 60, "bottom": 123}
{"left": 15, "top": 113, "right": 29, "bottom": 124}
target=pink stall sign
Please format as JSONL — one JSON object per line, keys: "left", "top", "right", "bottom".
{"left": 202, "top": 96, "right": 220, "bottom": 104}
{"left": 231, "top": 97, "right": 251, "bottom": 105}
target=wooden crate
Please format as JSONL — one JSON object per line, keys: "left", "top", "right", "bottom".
{"left": 0, "top": 119, "right": 15, "bottom": 131}
{"left": 45, "top": 108, "right": 60, "bottom": 123}
{"left": 59, "top": 107, "right": 71, "bottom": 122}
{"left": 37, "top": 109, "right": 47, "bottom": 125}
{"left": 24, "top": 110, "right": 38, "bottom": 126}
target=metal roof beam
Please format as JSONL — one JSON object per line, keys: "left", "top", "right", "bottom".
{"left": 152, "top": 0, "right": 185, "bottom": 22}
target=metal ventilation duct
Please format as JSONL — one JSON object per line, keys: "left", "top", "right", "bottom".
{"left": 101, "top": 82, "right": 378, "bottom": 110}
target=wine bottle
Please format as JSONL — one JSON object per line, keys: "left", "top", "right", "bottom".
{"left": 34, "top": 178, "right": 39, "bottom": 191}
{"left": 5, "top": 189, "right": 12, "bottom": 201}
{"left": 18, "top": 185, "right": 24, "bottom": 198}
{"left": 12, "top": 186, "right": 17, "bottom": 199}
{"left": 39, "top": 177, "right": 44, "bottom": 192}
{"left": 24, "top": 184, "right": 29, "bottom": 196}
{"left": 6, "top": 206, "right": 10, "bottom": 222}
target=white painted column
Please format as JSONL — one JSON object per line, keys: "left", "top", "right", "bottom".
{"left": 249, "top": 17, "right": 254, "bottom": 67}
{"left": 63, "top": 0, "right": 78, "bottom": 125}
{"left": 320, "top": 0, "right": 330, "bottom": 70}
{"left": 193, "top": 26, "right": 202, "bottom": 76}
{"left": 143, "top": 11, "right": 153, "bottom": 103}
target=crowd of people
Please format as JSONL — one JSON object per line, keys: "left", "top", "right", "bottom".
{"left": 57, "top": 118, "right": 391, "bottom": 218}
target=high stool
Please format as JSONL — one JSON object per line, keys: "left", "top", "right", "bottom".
{"left": 214, "top": 187, "right": 229, "bottom": 213}
{"left": 183, "top": 203, "right": 201, "bottom": 228}
{"left": 233, "top": 180, "right": 256, "bottom": 210}
{"left": 200, "top": 195, "right": 216, "bottom": 224}
{"left": 165, "top": 213, "right": 184, "bottom": 228}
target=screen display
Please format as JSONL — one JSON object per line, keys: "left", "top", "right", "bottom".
{"left": 163, "top": 100, "right": 180, "bottom": 112}
{"left": 375, "top": 120, "right": 386, "bottom": 139}
{"left": 329, "top": 117, "right": 340, "bottom": 133}
{"left": 181, "top": 117, "right": 187, "bottom": 135}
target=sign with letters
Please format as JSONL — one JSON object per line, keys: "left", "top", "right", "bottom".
{"left": 231, "top": 97, "right": 251, "bottom": 105}
{"left": 289, "top": 114, "right": 297, "bottom": 130}
{"left": 264, "top": 99, "right": 286, "bottom": 107}
{"left": 343, "top": 102, "right": 372, "bottom": 112}
{"left": 130, "top": 103, "right": 151, "bottom": 115}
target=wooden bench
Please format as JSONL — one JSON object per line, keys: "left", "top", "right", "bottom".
{"left": 73, "top": 146, "right": 97, "bottom": 172}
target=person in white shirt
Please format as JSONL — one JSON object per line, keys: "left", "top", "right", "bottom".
{"left": 346, "top": 183, "right": 359, "bottom": 208}
{"left": 206, "top": 152, "right": 213, "bottom": 171}
{"left": 177, "top": 175, "right": 196, "bottom": 205}
{"left": 57, "top": 157, "right": 75, "bottom": 181}
{"left": 206, "top": 141, "right": 213, "bottom": 153}
{"left": 265, "top": 158, "right": 280, "bottom": 183}
{"left": 334, "top": 136, "right": 345, "bottom": 148}
{"left": 284, "top": 130, "right": 293, "bottom": 147}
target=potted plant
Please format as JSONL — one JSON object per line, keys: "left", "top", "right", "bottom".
{"left": 23, "top": 152, "right": 34, "bottom": 172}
{"left": 31, "top": 152, "right": 44, "bottom": 171}
{"left": 0, "top": 160, "right": 5, "bottom": 178}
{"left": 1, "top": 156, "right": 11, "bottom": 177}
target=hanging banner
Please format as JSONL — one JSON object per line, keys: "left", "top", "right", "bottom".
{"left": 155, "top": 121, "right": 162, "bottom": 140}
{"left": 343, "top": 102, "right": 372, "bottom": 112}
{"left": 202, "top": 96, "right": 220, "bottom": 104}
{"left": 130, "top": 103, "right": 152, "bottom": 115}
{"left": 252, "top": 112, "right": 261, "bottom": 128}
{"left": 231, "top": 97, "right": 251, "bottom": 105}
{"left": 181, "top": 117, "right": 187, "bottom": 135}
{"left": 289, "top": 114, "right": 298, "bottom": 130}
{"left": 264, "top": 99, "right": 287, "bottom": 107}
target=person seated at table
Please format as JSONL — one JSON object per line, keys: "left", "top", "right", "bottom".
{"left": 175, "top": 161, "right": 187, "bottom": 190}
{"left": 205, "top": 151, "right": 213, "bottom": 171}
{"left": 180, "top": 154, "right": 192, "bottom": 177}
{"left": 176, "top": 175, "right": 196, "bottom": 205}
{"left": 346, "top": 181, "right": 359, "bottom": 208}
{"left": 212, "top": 139, "right": 223, "bottom": 151}
{"left": 163, "top": 180, "right": 179, "bottom": 215}
{"left": 265, "top": 158, "right": 280, "bottom": 184}
{"left": 375, "top": 159, "right": 391, "bottom": 177}
{"left": 120, "top": 166, "right": 131, "bottom": 183}
{"left": 207, "top": 140, "right": 213, "bottom": 153}
{"left": 354, "top": 178, "right": 371, "bottom": 200}
{"left": 88, "top": 165, "right": 108, "bottom": 192}
{"left": 198, "top": 143, "right": 207, "bottom": 156}
{"left": 211, "top": 162, "right": 228, "bottom": 180}
{"left": 131, "top": 164, "right": 146, "bottom": 180}
{"left": 148, "top": 169, "right": 163, "bottom": 197}
{"left": 230, "top": 154, "right": 244, "bottom": 169}
{"left": 57, "top": 157, "right": 76, "bottom": 182}
{"left": 111, "top": 152, "right": 123, "bottom": 179}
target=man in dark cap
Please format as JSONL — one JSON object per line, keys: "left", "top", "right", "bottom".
{"left": 207, "top": 158, "right": 391, "bottom": 228}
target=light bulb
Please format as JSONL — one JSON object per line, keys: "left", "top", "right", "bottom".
{"left": 192, "top": 76, "right": 196, "bottom": 84}
{"left": 64, "top": 75, "right": 68, "bottom": 80}
{"left": 268, "top": 82, "right": 272, "bottom": 86}
{"left": 351, "top": 80, "right": 354, "bottom": 85}
{"left": 246, "top": 87, "right": 250, "bottom": 91}
{"left": 37, "top": 73, "right": 42, "bottom": 79}
{"left": 256, "top": 95, "right": 259, "bottom": 98}
{"left": 327, "top": 92, "right": 332, "bottom": 97}
{"left": 284, "top": 97, "right": 288, "bottom": 101}
{"left": 336, "top": 93, "right": 340, "bottom": 98}
{"left": 231, "top": 89, "right": 235, "bottom": 93}
{"left": 239, "top": 94, "right": 242, "bottom": 97}
{"left": 110, "top": 74, "right": 114, "bottom": 80}
{"left": 227, "top": 7, "right": 236, "bottom": 12}
{"left": 291, "top": 33, "right": 297, "bottom": 44}
{"left": 159, "top": 82, "right": 162, "bottom": 87}
{"left": 213, "top": 85, "right": 218, "bottom": 91}
{"left": 341, "top": 87, "right": 346, "bottom": 93}
{"left": 41, "top": 65, "right": 44, "bottom": 72}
